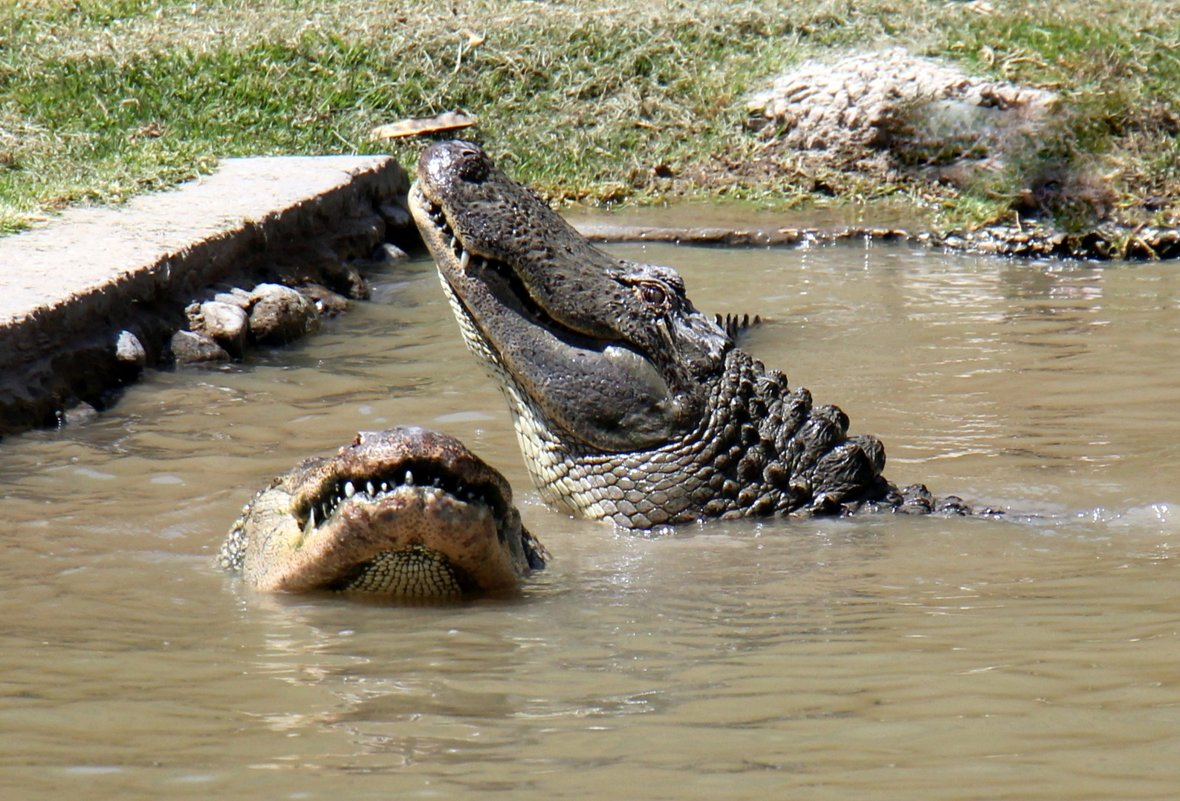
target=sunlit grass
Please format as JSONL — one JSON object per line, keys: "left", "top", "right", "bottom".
{"left": 1, "top": 0, "right": 1177, "bottom": 234}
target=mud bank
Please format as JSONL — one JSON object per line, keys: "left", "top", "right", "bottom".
{"left": 0, "top": 156, "right": 412, "bottom": 438}
{"left": 576, "top": 219, "right": 1180, "bottom": 261}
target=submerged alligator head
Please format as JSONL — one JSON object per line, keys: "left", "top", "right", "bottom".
{"left": 219, "top": 426, "right": 546, "bottom": 598}
{"left": 410, "top": 141, "right": 974, "bottom": 528}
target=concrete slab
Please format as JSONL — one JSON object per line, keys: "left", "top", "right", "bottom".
{"left": 0, "top": 155, "right": 409, "bottom": 435}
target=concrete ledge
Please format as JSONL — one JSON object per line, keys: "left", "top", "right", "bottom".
{"left": 0, "top": 155, "right": 410, "bottom": 436}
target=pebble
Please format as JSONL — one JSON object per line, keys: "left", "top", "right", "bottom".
{"left": 188, "top": 300, "right": 249, "bottom": 356}
{"left": 248, "top": 283, "right": 320, "bottom": 345}
{"left": 170, "top": 330, "right": 230, "bottom": 364}
{"left": 114, "top": 329, "right": 147, "bottom": 367}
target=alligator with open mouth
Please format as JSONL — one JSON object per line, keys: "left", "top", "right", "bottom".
{"left": 409, "top": 140, "right": 979, "bottom": 529}
{"left": 219, "top": 426, "right": 546, "bottom": 598}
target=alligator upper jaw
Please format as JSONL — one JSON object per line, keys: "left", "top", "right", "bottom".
{"left": 409, "top": 144, "right": 705, "bottom": 453}
{"left": 408, "top": 180, "right": 627, "bottom": 350}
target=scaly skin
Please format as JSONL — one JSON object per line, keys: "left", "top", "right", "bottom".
{"left": 410, "top": 141, "right": 979, "bottom": 528}
{"left": 219, "top": 426, "right": 546, "bottom": 598}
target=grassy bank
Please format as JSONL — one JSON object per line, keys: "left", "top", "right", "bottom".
{"left": 1, "top": 0, "right": 1178, "bottom": 235}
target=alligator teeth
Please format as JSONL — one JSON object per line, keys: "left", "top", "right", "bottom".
{"left": 307, "top": 472, "right": 493, "bottom": 521}
{"left": 458, "top": 250, "right": 471, "bottom": 271}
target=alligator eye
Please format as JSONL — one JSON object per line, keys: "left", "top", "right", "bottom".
{"left": 637, "top": 282, "right": 668, "bottom": 308}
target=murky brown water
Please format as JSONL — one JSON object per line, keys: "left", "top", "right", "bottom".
{"left": 3, "top": 240, "right": 1179, "bottom": 800}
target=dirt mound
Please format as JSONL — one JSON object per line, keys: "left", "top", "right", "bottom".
{"left": 746, "top": 48, "right": 1058, "bottom": 178}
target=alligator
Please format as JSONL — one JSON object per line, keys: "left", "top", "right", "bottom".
{"left": 219, "top": 426, "right": 546, "bottom": 597}
{"left": 410, "top": 140, "right": 981, "bottom": 529}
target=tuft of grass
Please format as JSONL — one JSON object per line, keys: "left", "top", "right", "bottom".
{"left": 1, "top": 0, "right": 1178, "bottom": 234}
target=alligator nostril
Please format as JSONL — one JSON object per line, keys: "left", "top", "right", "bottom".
{"left": 423, "top": 141, "right": 490, "bottom": 186}
{"left": 453, "top": 143, "right": 491, "bottom": 183}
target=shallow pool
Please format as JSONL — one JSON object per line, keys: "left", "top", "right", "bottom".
{"left": 3, "top": 240, "right": 1179, "bottom": 800}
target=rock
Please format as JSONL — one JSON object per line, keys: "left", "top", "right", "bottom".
{"left": 212, "top": 287, "right": 253, "bottom": 309}
{"left": 170, "top": 330, "right": 230, "bottom": 364}
{"left": 330, "top": 211, "right": 386, "bottom": 259}
{"left": 376, "top": 242, "right": 410, "bottom": 264}
{"left": 378, "top": 201, "right": 413, "bottom": 229}
{"left": 58, "top": 401, "right": 99, "bottom": 427}
{"left": 298, "top": 283, "right": 351, "bottom": 318}
{"left": 320, "top": 261, "right": 370, "bottom": 300}
{"left": 187, "top": 300, "right": 249, "bottom": 357}
{"left": 114, "top": 329, "right": 147, "bottom": 368}
{"left": 247, "top": 283, "right": 320, "bottom": 345}
{"left": 347, "top": 242, "right": 410, "bottom": 280}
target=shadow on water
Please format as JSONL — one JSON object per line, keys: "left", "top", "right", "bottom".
{"left": 2, "top": 241, "right": 1180, "bottom": 800}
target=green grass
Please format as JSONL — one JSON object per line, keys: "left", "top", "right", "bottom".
{"left": 1, "top": 0, "right": 1178, "bottom": 234}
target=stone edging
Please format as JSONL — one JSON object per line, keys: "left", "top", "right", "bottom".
{"left": 0, "top": 156, "right": 413, "bottom": 437}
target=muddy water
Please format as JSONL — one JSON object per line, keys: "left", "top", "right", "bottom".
{"left": 3, "top": 241, "right": 1179, "bottom": 800}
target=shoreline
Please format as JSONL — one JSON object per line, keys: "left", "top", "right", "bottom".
{"left": 0, "top": 156, "right": 412, "bottom": 438}
{"left": 1, "top": 152, "right": 1176, "bottom": 440}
